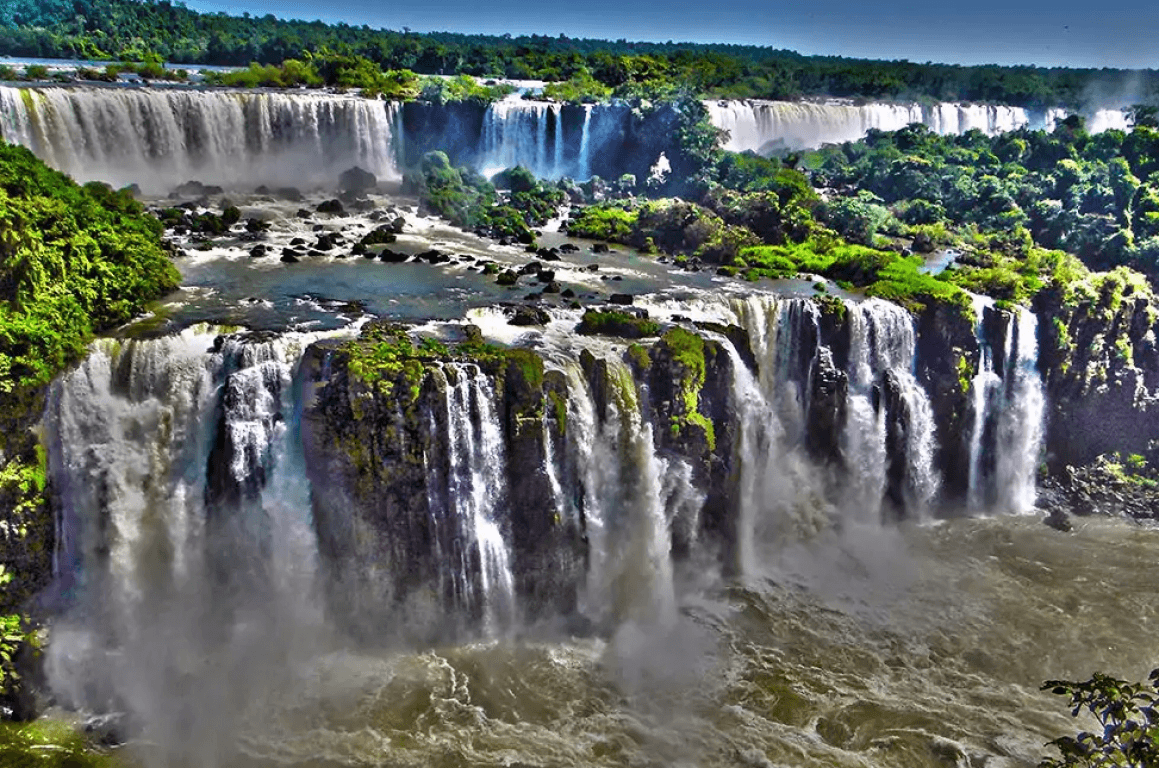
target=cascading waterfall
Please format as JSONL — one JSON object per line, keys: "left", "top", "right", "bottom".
{"left": 966, "top": 299, "right": 1046, "bottom": 513}
{"left": 578, "top": 106, "right": 593, "bottom": 181}
{"left": 706, "top": 98, "right": 1128, "bottom": 154}
{"left": 0, "top": 85, "right": 400, "bottom": 191}
{"left": 551, "top": 360, "right": 677, "bottom": 627}
{"left": 44, "top": 326, "right": 329, "bottom": 759}
{"left": 842, "top": 305, "right": 889, "bottom": 521}
{"left": 967, "top": 295, "right": 1003, "bottom": 512}
{"left": 428, "top": 364, "right": 517, "bottom": 634}
{"left": 994, "top": 308, "right": 1046, "bottom": 513}
{"left": 479, "top": 97, "right": 571, "bottom": 180}
{"left": 846, "top": 300, "right": 939, "bottom": 517}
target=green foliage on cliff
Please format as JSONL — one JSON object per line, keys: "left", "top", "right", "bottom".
{"left": 5, "top": 0, "right": 1156, "bottom": 108}
{"left": 659, "top": 327, "right": 715, "bottom": 451}
{"left": 418, "top": 74, "right": 514, "bottom": 105}
{"left": 542, "top": 70, "right": 612, "bottom": 104}
{"left": 567, "top": 205, "right": 639, "bottom": 242}
{"left": 406, "top": 154, "right": 564, "bottom": 240}
{"left": 0, "top": 143, "right": 178, "bottom": 392}
{"left": 804, "top": 122, "right": 1159, "bottom": 295}
{"left": 0, "top": 141, "right": 175, "bottom": 715}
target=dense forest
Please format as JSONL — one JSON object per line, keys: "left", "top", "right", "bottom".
{"left": 2, "top": 0, "right": 1158, "bottom": 108}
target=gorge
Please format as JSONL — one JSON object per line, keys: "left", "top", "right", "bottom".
{"left": 1, "top": 80, "right": 1158, "bottom": 768}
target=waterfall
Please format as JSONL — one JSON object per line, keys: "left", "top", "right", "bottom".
{"left": 556, "top": 360, "right": 676, "bottom": 626}
{"left": 994, "top": 309, "right": 1046, "bottom": 513}
{"left": 843, "top": 305, "right": 889, "bottom": 521}
{"left": 479, "top": 97, "right": 566, "bottom": 180}
{"left": 44, "top": 326, "right": 328, "bottom": 751}
{"left": 844, "top": 300, "right": 939, "bottom": 517}
{"left": 706, "top": 98, "right": 1128, "bottom": 153}
{"left": 0, "top": 85, "right": 400, "bottom": 192}
{"left": 578, "top": 106, "right": 592, "bottom": 180}
{"left": 967, "top": 295, "right": 1002, "bottom": 512}
{"left": 966, "top": 300, "right": 1045, "bottom": 513}
{"left": 429, "top": 364, "right": 517, "bottom": 634}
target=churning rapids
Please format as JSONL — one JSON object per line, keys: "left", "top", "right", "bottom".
{"left": 4, "top": 84, "right": 1156, "bottom": 768}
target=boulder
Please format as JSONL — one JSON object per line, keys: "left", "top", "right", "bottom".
{"left": 339, "top": 166, "right": 377, "bottom": 193}
{"left": 609, "top": 293, "right": 634, "bottom": 306}
{"left": 509, "top": 305, "right": 551, "bottom": 326}
{"left": 316, "top": 199, "right": 345, "bottom": 215}
{"left": 378, "top": 249, "right": 409, "bottom": 263}
{"left": 172, "top": 180, "right": 223, "bottom": 198}
{"left": 280, "top": 250, "right": 300, "bottom": 263}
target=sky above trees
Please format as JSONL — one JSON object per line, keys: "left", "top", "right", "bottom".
{"left": 184, "top": 0, "right": 1157, "bottom": 69}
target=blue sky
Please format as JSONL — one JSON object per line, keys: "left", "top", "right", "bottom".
{"left": 183, "top": 0, "right": 1158, "bottom": 70}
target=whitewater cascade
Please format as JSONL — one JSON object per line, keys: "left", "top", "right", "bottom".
{"left": 967, "top": 298, "right": 1046, "bottom": 513}
{"left": 479, "top": 98, "right": 569, "bottom": 180}
{"left": 0, "top": 86, "right": 400, "bottom": 191}
{"left": 40, "top": 290, "right": 1055, "bottom": 694}
{"left": 705, "top": 99, "right": 1128, "bottom": 153}
{"left": 427, "top": 364, "right": 517, "bottom": 635}
{"left": 44, "top": 327, "right": 329, "bottom": 760}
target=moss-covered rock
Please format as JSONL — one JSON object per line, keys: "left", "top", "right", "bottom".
{"left": 577, "top": 309, "right": 661, "bottom": 339}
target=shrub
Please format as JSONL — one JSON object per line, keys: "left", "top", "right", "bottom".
{"left": 1040, "top": 669, "right": 1159, "bottom": 767}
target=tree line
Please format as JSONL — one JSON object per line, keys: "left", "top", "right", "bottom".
{"left": 1, "top": 0, "right": 1157, "bottom": 108}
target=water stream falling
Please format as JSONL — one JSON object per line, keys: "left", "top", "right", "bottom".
{"left": 0, "top": 86, "right": 400, "bottom": 191}
{"left": 479, "top": 98, "right": 570, "bottom": 179}
{"left": 429, "top": 364, "right": 517, "bottom": 635}
{"left": 967, "top": 297, "right": 1046, "bottom": 513}
{"left": 705, "top": 99, "right": 1128, "bottom": 153}
{"left": 994, "top": 308, "right": 1046, "bottom": 513}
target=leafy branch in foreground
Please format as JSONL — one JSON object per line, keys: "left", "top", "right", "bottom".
{"left": 1040, "top": 669, "right": 1159, "bottom": 767}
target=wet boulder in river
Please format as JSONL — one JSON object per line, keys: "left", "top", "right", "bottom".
{"left": 339, "top": 166, "right": 377, "bottom": 194}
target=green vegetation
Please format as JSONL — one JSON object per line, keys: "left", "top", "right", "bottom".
{"left": 1040, "top": 669, "right": 1159, "bottom": 767}
{"left": 418, "top": 74, "right": 514, "bottom": 105}
{"left": 405, "top": 154, "right": 566, "bottom": 241}
{"left": 658, "top": 327, "right": 715, "bottom": 450}
{"left": 343, "top": 322, "right": 543, "bottom": 407}
{"left": 0, "top": 719, "right": 117, "bottom": 768}
{"left": 0, "top": 144, "right": 179, "bottom": 393}
{"left": 805, "top": 122, "right": 1159, "bottom": 287}
{"left": 542, "top": 70, "right": 612, "bottom": 104}
{"left": 4, "top": 0, "right": 1157, "bottom": 108}
{"left": 577, "top": 310, "right": 661, "bottom": 339}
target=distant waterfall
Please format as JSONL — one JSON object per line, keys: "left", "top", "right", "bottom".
{"left": 429, "top": 364, "right": 517, "bottom": 635}
{"left": 706, "top": 99, "right": 1129, "bottom": 153}
{"left": 0, "top": 85, "right": 400, "bottom": 192}
{"left": 479, "top": 98, "right": 569, "bottom": 180}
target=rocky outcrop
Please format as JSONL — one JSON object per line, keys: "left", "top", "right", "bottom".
{"left": 1036, "top": 271, "right": 1159, "bottom": 470}
{"left": 915, "top": 300, "right": 979, "bottom": 501}
{"left": 300, "top": 323, "right": 581, "bottom": 636}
